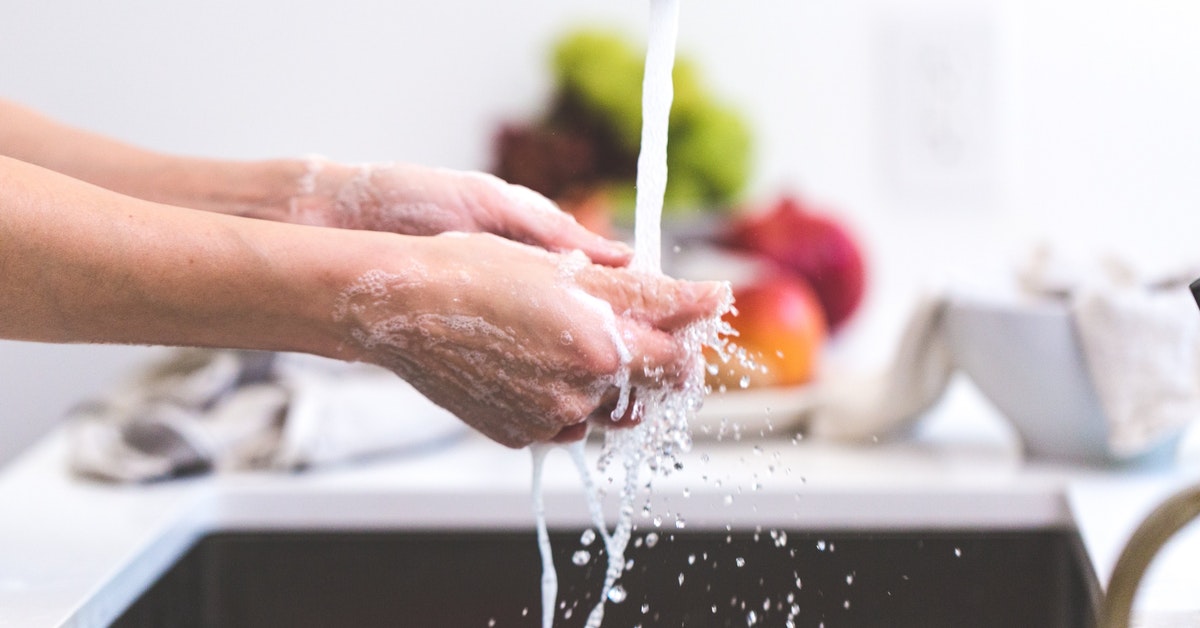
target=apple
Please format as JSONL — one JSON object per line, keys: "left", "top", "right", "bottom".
{"left": 708, "top": 273, "right": 828, "bottom": 390}
{"left": 721, "top": 195, "right": 866, "bottom": 331}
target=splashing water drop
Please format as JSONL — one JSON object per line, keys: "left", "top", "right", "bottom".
{"left": 573, "top": 550, "right": 591, "bottom": 566}
{"left": 607, "top": 585, "right": 628, "bottom": 604}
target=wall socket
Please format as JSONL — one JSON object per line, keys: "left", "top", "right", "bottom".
{"left": 877, "top": 7, "right": 998, "bottom": 204}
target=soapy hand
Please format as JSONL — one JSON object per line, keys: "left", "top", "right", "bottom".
{"left": 286, "top": 160, "right": 632, "bottom": 267}
{"left": 334, "top": 232, "right": 728, "bottom": 448}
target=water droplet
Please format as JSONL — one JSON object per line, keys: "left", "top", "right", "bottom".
{"left": 580, "top": 529, "right": 596, "bottom": 546}
{"left": 735, "top": 557, "right": 746, "bottom": 568}
{"left": 846, "top": 573, "right": 854, "bottom": 585}
{"left": 746, "top": 610, "right": 759, "bottom": 625}
{"left": 816, "top": 540, "right": 827, "bottom": 551}
{"left": 572, "top": 550, "right": 591, "bottom": 566}
{"left": 795, "top": 577, "right": 803, "bottom": 590}
{"left": 739, "top": 375, "right": 751, "bottom": 389}
{"left": 844, "top": 600, "right": 851, "bottom": 609}
{"left": 641, "top": 603, "right": 650, "bottom": 614}
{"left": 608, "top": 585, "right": 628, "bottom": 604}
{"left": 487, "top": 620, "right": 496, "bottom": 627}
{"left": 723, "top": 494, "right": 735, "bottom": 506}
{"left": 522, "top": 607, "right": 529, "bottom": 616}
{"left": 652, "top": 515, "right": 664, "bottom": 527}
{"left": 678, "top": 572, "right": 686, "bottom": 585}
{"left": 688, "top": 553, "right": 696, "bottom": 565}
{"left": 954, "top": 547, "right": 962, "bottom": 557}
{"left": 645, "top": 532, "right": 659, "bottom": 548}
{"left": 675, "top": 517, "right": 687, "bottom": 529}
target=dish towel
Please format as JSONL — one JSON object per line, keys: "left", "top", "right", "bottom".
{"left": 805, "top": 293, "right": 955, "bottom": 441}
{"left": 67, "top": 349, "right": 469, "bottom": 482}
{"left": 807, "top": 246, "right": 1200, "bottom": 458}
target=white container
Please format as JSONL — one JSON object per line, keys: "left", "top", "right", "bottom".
{"left": 944, "top": 296, "right": 1182, "bottom": 467}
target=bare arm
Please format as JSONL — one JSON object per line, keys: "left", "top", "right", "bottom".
{"left": 0, "top": 99, "right": 631, "bottom": 265}
{"left": 0, "top": 98, "right": 303, "bottom": 216}
{"left": 0, "top": 154, "right": 353, "bottom": 352}
{"left": 0, "top": 155, "right": 725, "bottom": 446}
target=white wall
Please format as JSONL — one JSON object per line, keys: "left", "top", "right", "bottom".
{"left": 4, "top": 0, "right": 1200, "bottom": 466}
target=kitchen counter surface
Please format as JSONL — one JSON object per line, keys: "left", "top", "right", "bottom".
{"left": 3, "top": 404, "right": 1200, "bottom": 627}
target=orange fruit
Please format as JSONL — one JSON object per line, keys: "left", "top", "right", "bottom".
{"left": 708, "top": 273, "right": 828, "bottom": 389}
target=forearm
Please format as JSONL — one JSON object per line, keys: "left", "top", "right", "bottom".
{"left": 0, "top": 99, "right": 306, "bottom": 217}
{"left": 0, "top": 155, "right": 377, "bottom": 359}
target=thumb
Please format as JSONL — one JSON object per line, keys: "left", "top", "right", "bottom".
{"left": 499, "top": 184, "right": 633, "bottom": 267}
{"left": 576, "top": 267, "right": 731, "bottom": 331}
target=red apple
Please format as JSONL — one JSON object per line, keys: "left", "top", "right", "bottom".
{"left": 721, "top": 195, "right": 866, "bottom": 331}
{"left": 707, "top": 273, "right": 828, "bottom": 389}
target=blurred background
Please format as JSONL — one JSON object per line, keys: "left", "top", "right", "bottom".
{"left": 3, "top": 0, "right": 1200, "bottom": 467}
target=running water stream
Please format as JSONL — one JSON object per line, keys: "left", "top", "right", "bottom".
{"left": 529, "top": 1, "right": 733, "bottom": 626}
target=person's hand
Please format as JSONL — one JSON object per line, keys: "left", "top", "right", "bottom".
{"left": 334, "top": 232, "right": 728, "bottom": 448}
{"left": 284, "top": 160, "right": 632, "bottom": 267}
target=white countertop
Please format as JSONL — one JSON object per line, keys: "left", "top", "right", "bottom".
{"left": 3, "top": 405, "right": 1200, "bottom": 627}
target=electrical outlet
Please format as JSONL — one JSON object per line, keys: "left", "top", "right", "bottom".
{"left": 878, "top": 7, "right": 998, "bottom": 203}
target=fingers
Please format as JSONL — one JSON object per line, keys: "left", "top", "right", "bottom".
{"left": 575, "top": 266, "right": 731, "bottom": 332}
{"left": 618, "top": 319, "right": 692, "bottom": 387}
{"left": 550, "top": 421, "right": 590, "bottom": 444}
{"left": 550, "top": 389, "right": 642, "bottom": 444}
{"left": 532, "top": 212, "right": 633, "bottom": 268}
{"left": 492, "top": 181, "right": 633, "bottom": 267}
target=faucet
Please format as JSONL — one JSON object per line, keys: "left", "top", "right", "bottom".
{"left": 1099, "top": 483, "right": 1200, "bottom": 628}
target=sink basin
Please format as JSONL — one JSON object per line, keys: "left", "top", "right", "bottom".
{"left": 112, "top": 528, "right": 1098, "bottom": 627}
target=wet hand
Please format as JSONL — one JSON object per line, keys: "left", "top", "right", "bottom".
{"left": 335, "top": 233, "right": 727, "bottom": 448}
{"left": 290, "top": 160, "right": 632, "bottom": 267}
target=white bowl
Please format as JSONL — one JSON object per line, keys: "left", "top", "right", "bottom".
{"left": 944, "top": 296, "right": 1181, "bottom": 467}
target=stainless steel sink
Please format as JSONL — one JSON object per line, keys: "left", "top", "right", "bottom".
{"left": 111, "top": 528, "right": 1098, "bottom": 627}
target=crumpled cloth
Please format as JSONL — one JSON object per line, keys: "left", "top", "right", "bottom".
{"left": 67, "top": 349, "right": 468, "bottom": 482}
{"left": 805, "top": 295, "right": 955, "bottom": 441}
{"left": 807, "top": 245, "right": 1200, "bottom": 459}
